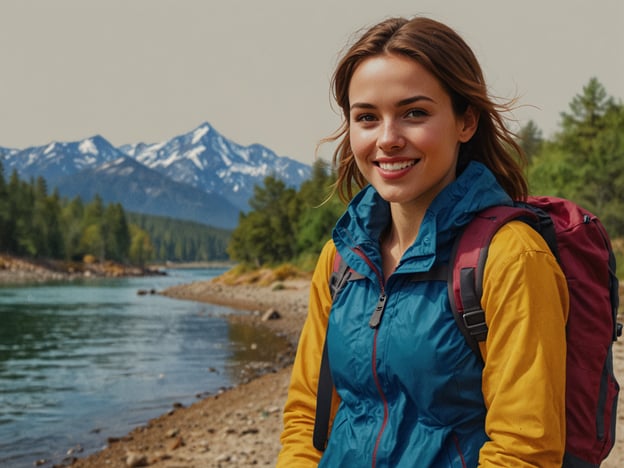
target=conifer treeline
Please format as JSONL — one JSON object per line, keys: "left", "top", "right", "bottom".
{"left": 127, "top": 213, "right": 230, "bottom": 263}
{"left": 227, "top": 159, "right": 344, "bottom": 269}
{"left": 0, "top": 167, "right": 231, "bottom": 264}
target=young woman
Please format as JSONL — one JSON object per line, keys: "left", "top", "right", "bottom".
{"left": 277, "top": 17, "right": 569, "bottom": 467}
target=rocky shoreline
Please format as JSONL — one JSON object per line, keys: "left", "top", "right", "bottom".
{"left": 0, "top": 254, "right": 164, "bottom": 284}
{"left": 10, "top": 266, "right": 624, "bottom": 467}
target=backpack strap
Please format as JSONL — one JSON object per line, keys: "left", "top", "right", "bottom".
{"left": 313, "top": 337, "right": 334, "bottom": 451}
{"left": 313, "top": 253, "right": 364, "bottom": 451}
{"left": 449, "top": 206, "right": 541, "bottom": 359}
{"left": 596, "top": 217, "right": 622, "bottom": 341}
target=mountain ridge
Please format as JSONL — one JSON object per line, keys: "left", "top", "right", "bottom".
{"left": 0, "top": 122, "right": 311, "bottom": 229}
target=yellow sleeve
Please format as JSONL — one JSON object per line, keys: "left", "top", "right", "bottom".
{"left": 478, "top": 221, "right": 570, "bottom": 467}
{"left": 277, "top": 240, "right": 341, "bottom": 467}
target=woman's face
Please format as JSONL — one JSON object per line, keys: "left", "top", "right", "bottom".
{"left": 348, "top": 53, "right": 476, "bottom": 210}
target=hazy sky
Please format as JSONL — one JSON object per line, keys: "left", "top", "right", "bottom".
{"left": 1, "top": 0, "right": 622, "bottom": 164}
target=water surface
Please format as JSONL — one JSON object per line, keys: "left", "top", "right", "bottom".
{"left": 0, "top": 269, "right": 290, "bottom": 467}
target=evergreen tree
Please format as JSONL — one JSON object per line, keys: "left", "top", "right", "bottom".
{"left": 0, "top": 161, "right": 10, "bottom": 251}
{"left": 516, "top": 120, "right": 543, "bottom": 163}
{"left": 103, "top": 203, "right": 131, "bottom": 262}
{"left": 129, "top": 224, "right": 154, "bottom": 266}
{"left": 127, "top": 212, "right": 230, "bottom": 262}
{"left": 228, "top": 176, "right": 297, "bottom": 266}
{"left": 227, "top": 161, "right": 346, "bottom": 268}
{"left": 80, "top": 195, "right": 106, "bottom": 260}
{"left": 41, "top": 188, "right": 65, "bottom": 258}
{"left": 295, "top": 159, "right": 344, "bottom": 255}
{"left": 32, "top": 177, "right": 52, "bottom": 257}
{"left": 13, "top": 176, "right": 36, "bottom": 256}
{"left": 62, "top": 197, "right": 86, "bottom": 260}
{"left": 529, "top": 78, "right": 624, "bottom": 236}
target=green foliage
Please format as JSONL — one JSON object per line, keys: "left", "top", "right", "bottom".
{"left": 102, "top": 203, "right": 131, "bottom": 262}
{"left": 228, "top": 177, "right": 298, "bottom": 266}
{"left": 0, "top": 167, "right": 132, "bottom": 263}
{"left": 516, "top": 120, "right": 544, "bottom": 163}
{"left": 228, "top": 159, "right": 344, "bottom": 268}
{"left": 295, "top": 161, "right": 344, "bottom": 255}
{"left": 528, "top": 78, "right": 624, "bottom": 238}
{"left": 61, "top": 197, "right": 85, "bottom": 260}
{"left": 128, "top": 224, "right": 154, "bottom": 266}
{"left": 127, "top": 212, "right": 231, "bottom": 262}
{"left": 0, "top": 165, "right": 231, "bottom": 265}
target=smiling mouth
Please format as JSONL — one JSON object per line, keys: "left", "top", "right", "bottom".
{"left": 376, "top": 160, "right": 419, "bottom": 171}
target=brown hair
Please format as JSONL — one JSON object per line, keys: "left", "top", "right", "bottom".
{"left": 326, "top": 17, "right": 528, "bottom": 202}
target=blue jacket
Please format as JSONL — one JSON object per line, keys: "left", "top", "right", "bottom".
{"left": 323, "top": 162, "right": 511, "bottom": 466}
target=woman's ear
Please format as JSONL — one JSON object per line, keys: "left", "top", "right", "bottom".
{"left": 458, "top": 106, "right": 479, "bottom": 143}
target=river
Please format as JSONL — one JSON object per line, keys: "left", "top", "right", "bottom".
{"left": 0, "top": 269, "right": 290, "bottom": 467}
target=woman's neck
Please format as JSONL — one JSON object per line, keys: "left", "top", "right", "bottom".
{"left": 381, "top": 203, "right": 425, "bottom": 281}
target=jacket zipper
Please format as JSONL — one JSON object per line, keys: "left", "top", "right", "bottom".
{"left": 352, "top": 247, "right": 389, "bottom": 468}
{"left": 371, "top": 326, "right": 389, "bottom": 468}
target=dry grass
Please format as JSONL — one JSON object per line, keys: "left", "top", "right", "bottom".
{"left": 216, "top": 263, "right": 311, "bottom": 287}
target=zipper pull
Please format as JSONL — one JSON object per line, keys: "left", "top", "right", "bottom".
{"left": 369, "top": 292, "right": 387, "bottom": 328}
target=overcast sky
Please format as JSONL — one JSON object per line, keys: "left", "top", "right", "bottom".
{"left": 0, "top": 0, "right": 622, "bottom": 164}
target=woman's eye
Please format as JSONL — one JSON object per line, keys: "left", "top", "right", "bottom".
{"left": 354, "top": 113, "right": 376, "bottom": 122}
{"left": 406, "top": 109, "right": 428, "bottom": 118}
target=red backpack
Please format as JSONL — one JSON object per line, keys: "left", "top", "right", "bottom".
{"left": 314, "top": 196, "right": 621, "bottom": 467}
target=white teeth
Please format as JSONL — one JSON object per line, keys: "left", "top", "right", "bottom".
{"left": 377, "top": 160, "right": 418, "bottom": 171}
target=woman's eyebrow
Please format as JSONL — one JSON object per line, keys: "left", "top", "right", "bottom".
{"left": 349, "top": 102, "right": 375, "bottom": 111}
{"left": 397, "top": 95, "right": 435, "bottom": 107}
{"left": 350, "top": 95, "right": 435, "bottom": 111}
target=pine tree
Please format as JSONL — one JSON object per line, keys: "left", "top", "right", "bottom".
{"left": 228, "top": 176, "right": 297, "bottom": 266}
{"left": 0, "top": 161, "right": 10, "bottom": 251}
{"left": 516, "top": 120, "right": 543, "bottom": 163}
{"left": 529, "top": 78, "right": 624, "bottom": 236}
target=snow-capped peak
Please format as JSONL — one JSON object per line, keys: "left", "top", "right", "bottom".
{"left": 191, "top": 125, "right": 210, "bottom": 145}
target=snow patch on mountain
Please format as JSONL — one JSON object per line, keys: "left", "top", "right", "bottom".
{"left": 192, "top": 125, "right": 210, "bottom": 145}
{"left": 79, "top": 139, "right": 98, "bottom": 155}
{"left": 44, "top": 143, "right": 56, "bottom": 155}
{"left": 185, "top": 146, "right": 206, "bottom": 170}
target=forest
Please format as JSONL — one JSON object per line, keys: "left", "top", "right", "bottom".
{"left": 0, "top": 169, "right": 231, "bottom": 265}
{"left": 228, "top": 78, "right": 624, "bottom": 277}
{"left": 127, "top": 213, "right": 230, "bottom": 263}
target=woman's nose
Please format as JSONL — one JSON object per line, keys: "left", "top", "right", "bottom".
{"left": 377, "top": 121, "right": 405, "bottom": 153}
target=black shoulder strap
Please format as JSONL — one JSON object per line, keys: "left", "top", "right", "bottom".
{"left": 313, "top": 337, "right": 334, "bottom": 451}
{"left": 313, "top": 253, "right": 351, "bottom": 451}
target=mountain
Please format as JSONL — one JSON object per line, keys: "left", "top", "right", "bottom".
{"left": 56, "top": 156, "right": 241, "bottom": 229}
{"left": 0, "top": 146, "right": 17, "bottom": 160}
{"left": 121, "top": 122, "right": 311, "bottom": 210}
{"left": 3, "top": 135, "right": 126, "bottom": 186}
{"left": 0, "top": 123, "right": 312, "bottom": 229}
